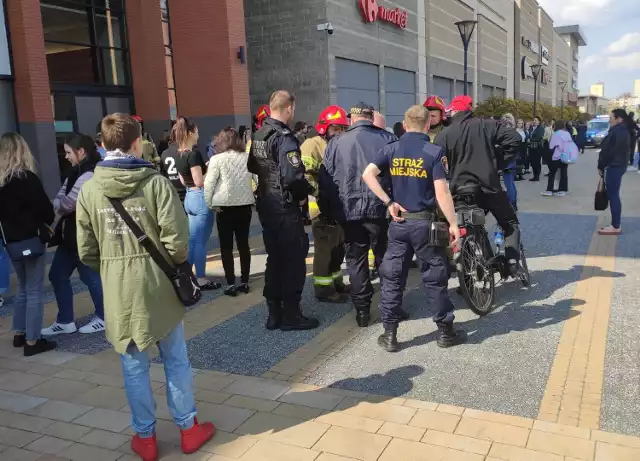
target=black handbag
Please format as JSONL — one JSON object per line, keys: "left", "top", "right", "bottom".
{"left": 108, "top": 198, "right": 202, "bottom": 307}
{"left": 0, "top": 221, "right": 46, "bottom": 262}
{"left": 594, "top": 177, "right": 609, "bottom": 211}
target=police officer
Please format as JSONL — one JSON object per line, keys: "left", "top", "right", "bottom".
{"left": 247, "top": 90, "right": 319, "bottom": 331}
{"left": 319, "top": 102, "right": 396, "bottom": 327}
{"left": 362, "top": 105, "right": 465, "bottom": 352}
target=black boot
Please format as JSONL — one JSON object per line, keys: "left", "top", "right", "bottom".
{"left": 378, "top": 324, "right": 399, "bottom": 352}
{"left": 266, "top": 300, "right": 282, "bottom": 330}
{"left": 356, "top": 309, "right": 370, "bottom": 328}
{"left": 436, "top": 323, "right": 467, "bottom": 348}
{"left": 280, "top": 303, "right": 319, "bottom": 331}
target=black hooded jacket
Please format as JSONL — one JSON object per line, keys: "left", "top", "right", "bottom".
{"left": 434, "top": 111, "right": 521, "bottom": 195}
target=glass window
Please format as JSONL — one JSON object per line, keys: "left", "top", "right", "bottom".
{"left": 161, "top": 0, "right": 177, "bottom": 120}
{"left": 41, "top": 3, "right": 91, "bottom": 45}
{"left": 41, "top": 0, "right": 130, "bottom": 87}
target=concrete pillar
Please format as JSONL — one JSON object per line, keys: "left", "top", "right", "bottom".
{"left": 126, "top": 0, "right": 171, "bottom": 142}
{"left": 6, "top": 0, "right": 59, "bottom": 197}
{"left": 168, "top": 0, "right": 250, "bottom": 154}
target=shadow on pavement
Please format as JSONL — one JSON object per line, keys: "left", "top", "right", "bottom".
{"left": 328, "top": 364, "right": 423, "bottom": 397}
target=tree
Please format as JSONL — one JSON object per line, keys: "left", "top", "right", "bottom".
{"left": 474, "top": 97, "right": 591, "bottom": 122}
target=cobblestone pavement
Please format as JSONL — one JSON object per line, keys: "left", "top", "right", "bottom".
{"left": 1, "top": 149, "right": 640, "bottom": 460}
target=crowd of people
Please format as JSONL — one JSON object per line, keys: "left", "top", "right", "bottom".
{"left": 0, "top": 86, "right": 636, "bottom": 460}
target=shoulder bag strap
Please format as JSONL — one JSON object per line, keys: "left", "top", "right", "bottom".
{"left": 107, "top": 197, "right": 176, "bottom": 277}
{"left": 0, "top": 221, "right": 6, "bottom": 246}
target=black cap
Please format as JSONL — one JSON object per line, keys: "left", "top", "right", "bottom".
{"left": 348, "top": 102, "right": 375, "bottom": 118}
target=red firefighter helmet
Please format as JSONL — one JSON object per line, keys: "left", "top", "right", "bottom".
{"left": 423, "top": 96, "right": 446, "bottom": 120}
{"left": 254, "top": 105, "right": 271, "bottom": 129}
{"left": 315, "top": 105, "right": 349, "bottom": 135}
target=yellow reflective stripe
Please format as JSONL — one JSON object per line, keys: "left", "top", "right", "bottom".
{"left": 331, "top": 270, "right": 343, "bottom": 279}
{"left": 301, "top": 155, "right": 321, "bottom": 170}
{"left": 309, "top": 201, "right": 319, "bottom": 211}
{"left": 313, "top": 276, "right": 334, "bottom": 286}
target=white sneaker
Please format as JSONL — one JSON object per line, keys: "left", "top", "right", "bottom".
{"left": 637, "top": 170, "right": 640, "bottom": 175}
{"left": 627, "top": 166, "right": 638, "bottom": 172}
{"left": 541, "top": 191, "right": 554, "bottom": 197}
{"left": 554, "top": 191, "right": 567, "bottom": 197}
{"left": 41, "top": 322, "right": 77, "bottom": 336}
{"left": 0, "top": 295, "right": 4, "bottom": 308}
{"left": 79, "top": 317, "right": 105, "bottom": 334}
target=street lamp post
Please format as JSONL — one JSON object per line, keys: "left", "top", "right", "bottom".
{"left": 558, "top": 80, "right": 567, "bottom": 119}
{"left": 530, "top": 64, "right": 543, "bottom": 118}
{"left": 455, "top": 20, "right": 478, "bottom": 96}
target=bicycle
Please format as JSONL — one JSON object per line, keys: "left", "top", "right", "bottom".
{"left": 452, "top": 197, "right": 531, "bottom": 316}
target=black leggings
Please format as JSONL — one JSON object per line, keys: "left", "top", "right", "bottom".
{"left": 547, "top": 160, "right": 568, "bottom": 192}
{"left": 216, "top": 205, "right": 253, "bottom": 285}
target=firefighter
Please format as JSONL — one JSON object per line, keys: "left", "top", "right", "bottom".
{"left": 301, "top": 106, "right": 350, "bottom": 303}
{"left": 246, "top": 105, "right": 271, "bottom": 153}
{"left": 247, "top": 91, "right": 318, "bottom": 331}
{"left": 362, "top": 105, "right": 465, "bottom": 352}
{"left": 423, "top": 96, "right": 448, "bottom": 142}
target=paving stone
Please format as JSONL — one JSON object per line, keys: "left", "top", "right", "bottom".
{"left": 408, "top": 409, "right": 460, "bottom": 433}
{"left": 455, "top": 417, "right": 529, "bottom": 447}
{"left": 26, "top": 379, "right": 96, "bottom": 402}
{"left": 313, "top": 426, "right": 391, "bottom": 461}
{"left": 272, "top": 403, "right": 324, "bottom": 420}
{"left": 0, "top": 426, "right": 43, "bottom": 447}
{"left": 0, "top": 391, "right": 48, "bottom": 413}
{"left": 595, "top": 442, "right": 640, "bottom": 461}
{"left": 222, "top": 377, "right": 290, "bottom": 401}
{"left": 489, "top": 443, "right": 564, "bottom": 461}
{"left": 224, "top": 395, "right": 280, "bottom": 412}
{"left": 591, "top": 430, "right": 640, "bottom": 448}
{"left": 23, "top": 435, "right": 74, "bottom": 455}
{"left": 192, "top": 375, "right": 236, "bottom": 392}
{"left": 316, "top": 411, "right": 384, "bottom": 433}
{"left": 235, "top": 411, "right": 329, "bottom": 448}
{"left": 0, "top": 447, "right": 42, "bottom": 461}
{"left": 527, "top": 430, "right": 595, "bottom": 460}
{"left": 342, "top": 401, "right": 416, "bottom": 425}
{"left": 0, "top": 371, "right": 50, "bottom": 392}
{"left": 72, "top": 408, "right": 131, "bottom": 433}
{"left": 436, "top": 404, "right": 466, "bottom": 415}
{"left": 532, "top": 420, "right": 591, "bottom": 439}
{"left": 376, "top": 422, "right": 425, "bottom": 441}
{"left": 278, "top": 389, "right": 344, "bottom": 411}
{"left": 0, "top": 410, "right": 53, "bottom": 432}
{"left": 316, "top": 454, "right": 360, "bottom": 461}
{"left": 58, "top": 442, "right": 122, "bottom": 461}
{"left": 22, "top": 351, "right": 77, "bottom": 366}
{"left": 194, "top": 402, "right": 254, "bottom": 433}
{"left": 26, "top": 400, "right": 93, "bottom": 423}
{"left": 378, "top": 438, "right": 484, "bottom": 461}
{"left": 79, "top": 429, "right": 129, "bottom": 450}
{"left": 462, "top": 408, "right": 534, "bottom": 429}
{"left": 240, "top": 438, "right": 319, "bottom": 461}
{"left": 195, "top": 390, "right": 232, "bottom": 405}
{"left": 200, "top": 430, "right": 258, "bottom": 458}
{"left": 422, "top": 429, "right": 492, "bottom": 456}
{"left": 71, "top": 386, "right": 128, "bottom": 410}
{"left": 41, "top": 421, "right": 93, "bottom": 440}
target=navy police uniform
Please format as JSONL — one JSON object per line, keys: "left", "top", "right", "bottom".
{"left": 375, "top": 132, "right": 455, "bottom": 328}
{"left": 248, "top": 117, "right": 319, "bottom": 331}
{"left": 319, "top": 104, "right": 397, "bottom": 327}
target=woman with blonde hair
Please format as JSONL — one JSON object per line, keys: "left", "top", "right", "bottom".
{"left": 0, "top": 133, "right": 56, "bottom": 356}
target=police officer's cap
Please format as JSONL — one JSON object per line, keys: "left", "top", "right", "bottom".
{"left": 347, "top": 102, "right": 375, "bottom": 118}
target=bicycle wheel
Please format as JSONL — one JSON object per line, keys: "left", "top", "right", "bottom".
{"left": 457, "top": 230, "right": 495, "bottom": 316}
{"left": 518, "top": 243, "right": 531, "bottom": 287}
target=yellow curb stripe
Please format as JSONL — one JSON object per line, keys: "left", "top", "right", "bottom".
{"left": 538, "top": 217, "right": 618, "bottom": 428}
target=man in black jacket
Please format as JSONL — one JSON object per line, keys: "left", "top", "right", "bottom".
{"left": 434, "top": 95, "right": 522, "bottom": 273}
{"left": 319, "top": 102, "right": 397, "bottom": 327}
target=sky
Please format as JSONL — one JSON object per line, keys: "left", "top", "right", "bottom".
{"left": 536, "top": 0, "right": 640, "bottom": 98}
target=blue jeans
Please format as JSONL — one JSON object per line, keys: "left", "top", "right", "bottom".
{"left": 49, "top": 246, "right": 104, "bottom": 324}
{"left": 605, "top": 165, "right": 626, "bottom": 229}
{"left": 503, "top": 171, "right": 517, "bottom": 208}
{"left": 12, "top": 255, "right": 46, "bottom": 341}
{"left": 120, "top": 323, "right": 197, "bottom": 437}
{"left": 184, "top": 189, "right": 214, "bottom": 278}
{"left": 0, "top": 246, "right": 9, "bottom": 295}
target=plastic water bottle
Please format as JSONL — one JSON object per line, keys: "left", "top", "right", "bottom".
{"left": 493, "top": 226, "right": 504, "bottom": 248}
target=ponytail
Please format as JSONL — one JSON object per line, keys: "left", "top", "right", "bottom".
{"left": 171, "top": 116, "right": 197, "bottom": 150}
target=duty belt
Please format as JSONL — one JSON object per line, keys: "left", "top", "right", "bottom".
{"left": 402, "top": 210, "right": 435, "bottom": 221}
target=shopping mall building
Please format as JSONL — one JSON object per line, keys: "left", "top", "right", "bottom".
{"left": 1, "top": 0, "right": 585, "bottom": 196}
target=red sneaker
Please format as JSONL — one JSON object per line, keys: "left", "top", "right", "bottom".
{"left": 131, "top": 434, "right": 158, "bottom": 461}
{"left": 180, "top": 418, "right": 216, "bottom": 454}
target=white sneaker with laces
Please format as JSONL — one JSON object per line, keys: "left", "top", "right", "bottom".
{"left": 79, "top": 317, "right": 105, "bottom": 334}
{"left": 554, "top": 191, "right": 567, "bottom": 197}
{"left": 541, "top": 191, "right": 554, "bottom": 197}
{"left": 627, "top": 166, "right": 638, "bottom": 172}
{"left": 41, "top": 322, "right": 77, "bottom": 336}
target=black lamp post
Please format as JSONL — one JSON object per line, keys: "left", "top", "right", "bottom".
{"left": 558, "top": 80, "right": 567, "bottom": 118}
{"left": 530, "top": 64, "right": 543, "bottom": 117}
{"left": 455, "top": 20, "right": 478, "bottom": 96}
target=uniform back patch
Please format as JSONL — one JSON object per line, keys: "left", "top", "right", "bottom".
{"left": 287, "top": 151, "right": 301, "bottom": 167}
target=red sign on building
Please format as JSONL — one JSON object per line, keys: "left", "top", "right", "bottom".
{"left": 359, "top": 0, "right": 408, "bottom": 29}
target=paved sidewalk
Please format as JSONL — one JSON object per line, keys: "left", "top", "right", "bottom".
{"left": 1, "top": 149, "right": 640, "bottom": 460}
{"left": 0, "top": 347, "right": 638, "bottom": 460}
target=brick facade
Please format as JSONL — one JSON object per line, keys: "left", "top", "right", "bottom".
{"left": 126, "top": 0, "right": 170, "bottom": 136}
{"left": 168, "top": 0, "right": 250, "bottom": 118}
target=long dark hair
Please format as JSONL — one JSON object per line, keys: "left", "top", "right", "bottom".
{"left": 66, "top": 133, "right": 101, "bottom": 165}
{"left": 171, "top": 116, "right": 197, "bottom": 151}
